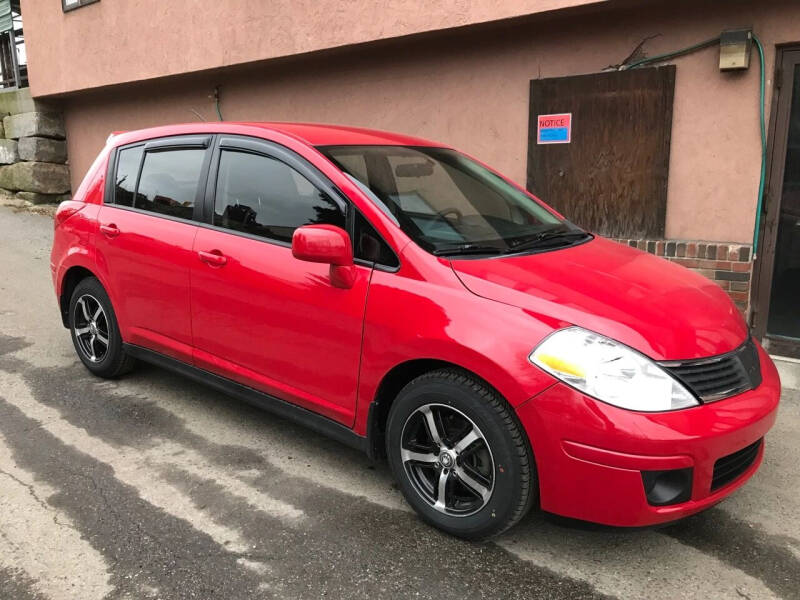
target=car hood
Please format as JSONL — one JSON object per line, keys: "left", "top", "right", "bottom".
{"left": 450, "top": 236, "right": 748, "bottom": 361}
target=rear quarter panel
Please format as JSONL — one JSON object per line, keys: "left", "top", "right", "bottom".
{"left": 52, "top": 145, "right": 114, "bottom": 315}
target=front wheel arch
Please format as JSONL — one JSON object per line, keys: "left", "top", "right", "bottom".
{"left": 367, "top": 359, "right": 533, "bottom": 464}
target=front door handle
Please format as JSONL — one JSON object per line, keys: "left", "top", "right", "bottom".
{"left": 99, "top": 223, "right": 120, "bottom": 238}
{"left": 198, "top": 249, "right": 227, "bottom": 267}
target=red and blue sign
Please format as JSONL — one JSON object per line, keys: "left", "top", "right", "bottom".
{"left": 537, "top": 113, "right": 572, "bottom": 144}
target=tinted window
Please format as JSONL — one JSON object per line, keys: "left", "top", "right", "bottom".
{"left": 135, "top": 149, "right": 205, "bottom": 220}
{"left": 214, "top": 150, "right": 345, "bottom": 243}
{"left": 113, "top": 146, "right": 143, "bottom": 207}
{"left": 354, "top": 211, "right": 398, "bottom": 267}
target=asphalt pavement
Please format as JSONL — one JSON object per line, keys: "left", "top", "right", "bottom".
{"left": 0, "top": 205, "right": 798, "bottom": 600}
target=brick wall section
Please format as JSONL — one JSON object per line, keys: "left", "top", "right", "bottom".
{"left": 610, "top": 238, "right": 753, "bottom": 314}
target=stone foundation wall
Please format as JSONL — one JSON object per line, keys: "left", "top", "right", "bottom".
{"left": 0, "top": 109, "right": 70, "bottom": 205}
{"left": 610, "top": 237, "right": 753, "bottom": 314}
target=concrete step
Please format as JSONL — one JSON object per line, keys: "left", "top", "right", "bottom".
{"left": 772, "top": 355, "right": 800, "bottom": 391}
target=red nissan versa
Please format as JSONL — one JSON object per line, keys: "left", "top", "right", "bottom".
{"left": 50, "top": 122, "right": 780, "bottom": 539}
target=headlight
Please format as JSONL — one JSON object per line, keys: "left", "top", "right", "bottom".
{"left": 529, "top": 327, "right": 698, "bottom": 411}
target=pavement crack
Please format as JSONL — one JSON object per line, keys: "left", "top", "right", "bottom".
{"left": 0, "top": 467, "right": 80, "bottom": 535}
{"left": 60, "top": 461, "right": 162, "bottom": 549}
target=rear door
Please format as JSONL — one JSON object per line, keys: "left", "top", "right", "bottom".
{"left": 190, "top": 136, "right": 371, "bottom": 426}
{"left": 96, "top": 136, "right": 212, "bottom": 363}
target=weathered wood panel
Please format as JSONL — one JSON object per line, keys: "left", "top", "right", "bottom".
{"left": 527, "top": 66, "right": 675, "bottom": 238}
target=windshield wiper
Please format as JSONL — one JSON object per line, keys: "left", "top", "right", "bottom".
{"left": 432, "top": 243, "right": 505, "bottom": 257}
{"left": 507, "top": 228, "right": 589, "bottom": 253}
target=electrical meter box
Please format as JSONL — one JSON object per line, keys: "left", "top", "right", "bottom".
{"left": 719, "top": 28, "right": 753, "bottom": 71}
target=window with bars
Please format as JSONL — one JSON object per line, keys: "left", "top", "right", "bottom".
{"left": 62, "top": 0, "right": 99, "bottom": 12}
{"left": 0, "top": 0, "right": 26, "bottom": 89}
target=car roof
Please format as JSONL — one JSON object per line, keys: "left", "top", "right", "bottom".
{"left": 109, "top": 122, "right": 444, "bottom": 149}
{"left": 242, "top": 122, "right": 441, "bottom": 147}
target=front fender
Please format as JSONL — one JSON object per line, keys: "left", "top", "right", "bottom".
{"left": 355, "top": 267, "right": 557, "bottom": 435}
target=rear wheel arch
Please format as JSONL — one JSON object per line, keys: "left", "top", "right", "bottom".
{"left": 59, "top": 265, "right": 97, "bottom": 327}
{"left": 68, "top": 275, "right": 136, "bottom": 378}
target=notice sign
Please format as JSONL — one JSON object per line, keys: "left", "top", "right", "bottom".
{"left": 537, "top": 113, "right": 572, "bottom": 144}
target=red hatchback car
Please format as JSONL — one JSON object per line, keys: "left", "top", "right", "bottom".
{"left": 51, "top": 122, "right": 780, "bottom": 539}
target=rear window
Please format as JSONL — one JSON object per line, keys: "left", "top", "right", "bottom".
{"left": 113, "top": 146, "right": 143, "bottom": 207}
{"left": 134, "top": 149, "right": 206, "bottom": 220}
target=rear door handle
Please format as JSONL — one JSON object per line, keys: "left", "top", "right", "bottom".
{"left": 198, "top": 249, "right": 227, "bottom": 267}
{"left": 99, "top": 223, "right": 120, "bottom": 238}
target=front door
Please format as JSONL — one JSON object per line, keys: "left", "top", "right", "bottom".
{"left": 190, "top": 138, "right": 370, "bottom": 426}
{"left": 753, "top": 49, "right": 800, "bottom": 358}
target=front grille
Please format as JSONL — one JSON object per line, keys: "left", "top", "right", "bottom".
{"left": 712, "top": 439, "right": 762, "bottom": 491}
{"left": 661, "top": 338, "right": 762, "bottom": 403}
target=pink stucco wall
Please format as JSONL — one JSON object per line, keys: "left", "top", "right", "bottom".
{"left": 21, "top": 0, "right": 604, "bottom": 98}
{"left": 48, "top": 0, "right": 800, "bottom": 243}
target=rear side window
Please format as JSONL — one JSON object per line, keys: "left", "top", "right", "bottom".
{"left": 135, "top": 149, "right": 205, "bottom": 220}
{"left": 213, "top": 150, "right": 345, "bottom": 243}
{"left": 113, "top": 146, "right": 143, "bottom": 207}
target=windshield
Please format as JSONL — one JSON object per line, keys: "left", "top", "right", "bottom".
{"left": 320, "top": 145, "right": 586, "bottom": 256}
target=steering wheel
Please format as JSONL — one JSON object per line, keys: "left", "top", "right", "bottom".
{"left": 436, "top": 207, "right": 463, "bottom": 223}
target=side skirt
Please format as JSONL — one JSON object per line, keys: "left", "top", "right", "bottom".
{"left": 123, "top": 343, "right": 370, "bottom": 455}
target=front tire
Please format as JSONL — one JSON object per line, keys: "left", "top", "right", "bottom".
{"left": 386, "top": 369, "right": 536, "bottom": 540}
{"left": 69, "top": 277, "right": 135, "bottom": 378}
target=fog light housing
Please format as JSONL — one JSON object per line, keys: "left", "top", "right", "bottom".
{"left": 641, "top": 468, "right": 693, "bottom": 506}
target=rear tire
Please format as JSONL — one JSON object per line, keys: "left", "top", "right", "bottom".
{"left": 68, "top": 277, "right": 135, "bottom": 378}
{"left": 386, "top": 368, "right": 536, "bottom": 540}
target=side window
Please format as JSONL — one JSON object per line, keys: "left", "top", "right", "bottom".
{"left": 354, "top": 211, "right": 399, "bottom": 268}
{"left": 113, "top": 146, "right": 143, "bottom": 207}
{"left": 135, "top": 149, "right": 205, "bottom": 220}
{"left": 214, "top": 150, "right": 345, "bottom": 243}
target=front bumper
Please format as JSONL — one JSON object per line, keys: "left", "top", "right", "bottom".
{"left": 516, "top": 340, "right": 781, "bottom": 527}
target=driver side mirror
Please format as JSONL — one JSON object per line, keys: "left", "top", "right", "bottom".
{"left": 292, "top": 225, "right": 356, "bottom": 288}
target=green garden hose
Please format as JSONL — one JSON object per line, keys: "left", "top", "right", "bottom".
{"left": 625, "top": 33, "right": 768, "bottom": 256}
{"left": 624, "top": 37, "right": 720, "bottom": 70}
{"left": 751, "top": 34, "right": 767, "bottom": 256}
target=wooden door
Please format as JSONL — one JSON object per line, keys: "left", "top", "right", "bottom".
{"left": 527, "top": 66, "right": 676, "bottom": 238}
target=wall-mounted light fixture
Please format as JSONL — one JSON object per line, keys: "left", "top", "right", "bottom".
{"left": 719, "top": 28, "right": 753, "bottom": 70}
